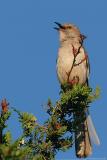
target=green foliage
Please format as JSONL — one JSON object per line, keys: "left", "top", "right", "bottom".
{"left": 3, "top": 131, "right": 12, "bottom": 145}
{"left": 18, "top": 111, "right": 37, "bottom": 136}
{"left": 0, "top": 143, "right": 31, "bottom": 160}
{"left": 0, "top": 85, "right": 100, "bottom": 159}
{"left": 0, "top": 111, "right": 11, "bottom": 129}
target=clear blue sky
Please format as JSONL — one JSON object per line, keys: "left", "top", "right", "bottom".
{"left": 0, "top": 0, "right": 106, "bottom": 159}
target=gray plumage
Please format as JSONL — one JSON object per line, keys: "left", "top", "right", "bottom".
{"left": 55, "top": 22, "right": 100, "bottom": 158}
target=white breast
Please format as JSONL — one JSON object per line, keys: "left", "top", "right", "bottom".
{"left": 57, "top": 44, "right": 88, "bottom": 85}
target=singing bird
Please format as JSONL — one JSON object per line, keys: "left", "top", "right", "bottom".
{"left": 55, "top": 22, "right": 100, "bottom": 158}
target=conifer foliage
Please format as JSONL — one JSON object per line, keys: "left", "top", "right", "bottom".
{"left": 0, "top": 85, "right": 100, "bottom": 160}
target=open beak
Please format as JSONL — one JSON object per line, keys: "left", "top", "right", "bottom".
{"left": 54, "top": 22, "right": 64, "bottom": 30}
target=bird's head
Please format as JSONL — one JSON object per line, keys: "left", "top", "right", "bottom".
{"left": 54, "top": 22, "right": 86, "bottom": 44}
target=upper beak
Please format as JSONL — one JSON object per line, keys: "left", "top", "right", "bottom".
{"left": 54, "top": 22, "right": 64, "bottom": 30}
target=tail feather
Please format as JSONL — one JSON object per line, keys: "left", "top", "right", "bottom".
{"left": 75, "top": 110, "right": 100, "bottom": 158}
{"left": 87, "top": 115, "right": 100, "bottom": 145}
{"left": 75, "top": 116, "right": 92, "bottom": 158}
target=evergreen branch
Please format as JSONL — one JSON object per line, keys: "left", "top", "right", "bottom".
{"left": 0, "top": 85, "right": 100, "bottom": 160}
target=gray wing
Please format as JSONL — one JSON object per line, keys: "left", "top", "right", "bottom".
{"left": 86, "top": 53, "right": 90, "bottom": 85}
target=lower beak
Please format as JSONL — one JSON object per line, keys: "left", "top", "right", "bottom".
{"left": 54, "top": 27, "right": 59, "bottom": 30}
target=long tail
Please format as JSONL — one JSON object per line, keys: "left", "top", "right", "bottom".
{"left": 87, "top": 114, "right": 100, "bottom": 145}
{"left": 74, "top": 110, "right": 92, "bottom": 158}
{"left": 74, "top": 110, "right": 100, "bottom": 158}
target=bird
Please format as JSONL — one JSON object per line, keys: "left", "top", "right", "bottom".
{"left": 54, "top": 22, "right": 100, "bottom": 158}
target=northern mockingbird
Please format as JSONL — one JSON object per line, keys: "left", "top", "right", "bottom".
{"left": 55, "top": 22, "right": 100, "bottom": 158}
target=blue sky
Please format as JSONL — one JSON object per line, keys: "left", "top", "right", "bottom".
{"left": 0, "top": 0, "right": 107, "bottom": 159}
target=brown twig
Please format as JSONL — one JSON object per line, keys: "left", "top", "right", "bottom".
{"left": 74, "top": 53, "right": 88, "bottom": 67}
{"left": 0, "top": 99, "right": 9, "bottom": 144}
{"left": 1, "top": 99, "right": 9, "bottom": 113}
{"left": 67, "top": 44, "right": 82, "bottom": 83}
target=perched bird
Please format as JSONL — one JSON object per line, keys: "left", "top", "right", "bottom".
{"left": 55, "top": 22, "right": 100, "bottom": 158}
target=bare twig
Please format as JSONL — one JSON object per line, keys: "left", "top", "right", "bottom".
{"left": 67, "top": 44, "right": 82, "bottom": 83}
